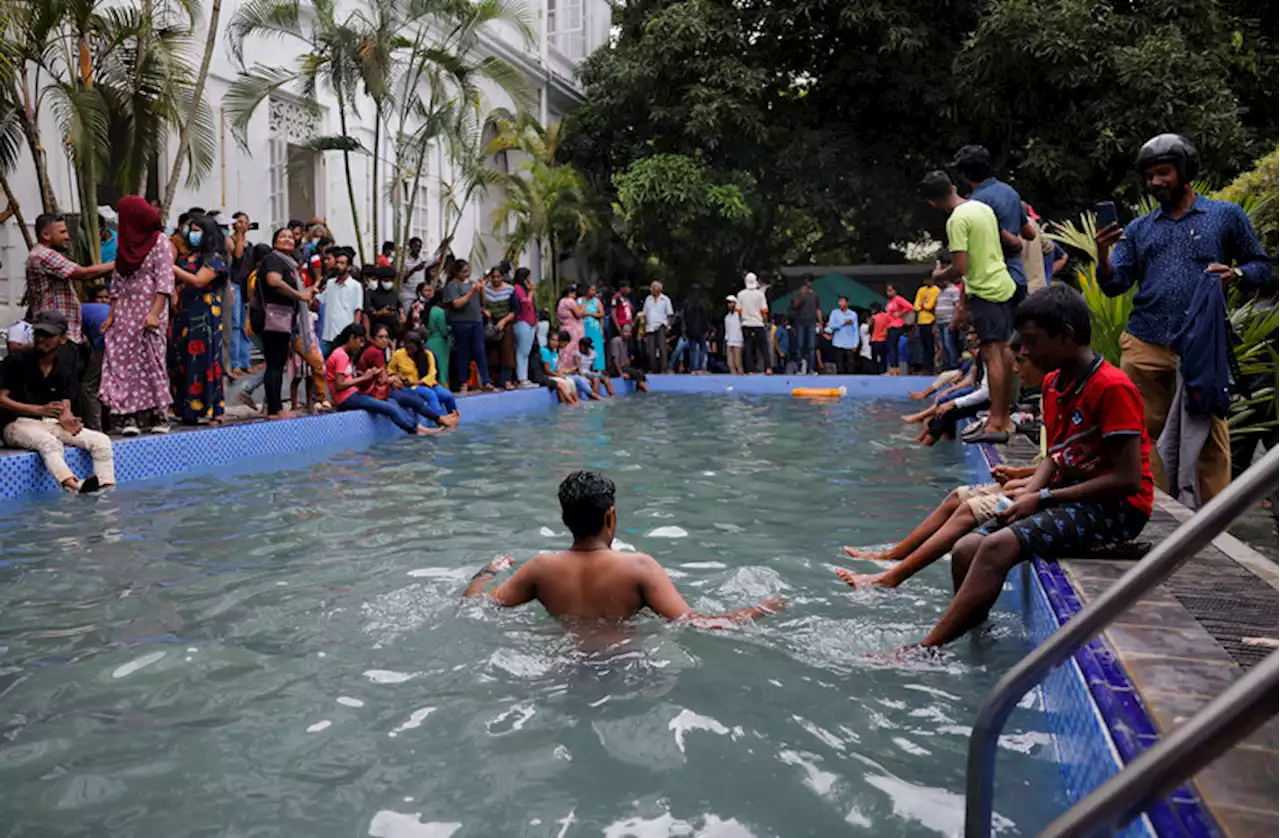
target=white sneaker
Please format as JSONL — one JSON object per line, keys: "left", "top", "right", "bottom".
{"left": 121, "top": 424, "right": 141, "bottom": 437}
{"left": 149, "top": 423, "right": 170, "bottom": 434}
{"left": 518, "top": 381, "right": 539, "bottom": 389}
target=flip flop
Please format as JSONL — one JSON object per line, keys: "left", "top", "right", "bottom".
{"left": 1080, "top": 541, "right": 1152, "bottom": 560}
{"left": 964, "top": 431, "right": 1010, "bottom": 445}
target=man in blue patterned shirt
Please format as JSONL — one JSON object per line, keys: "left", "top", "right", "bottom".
{"left": 1097, "top": 134, "right": 1272, "bottom": 501}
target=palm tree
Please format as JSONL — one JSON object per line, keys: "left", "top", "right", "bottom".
{"left": 161, "top": 0, "right": 222, "bottom": 218}
{"left": 489, "top": 117, "right": 592, "bottom": 298}
{"left": 1, "top": 0, "right": 216, "bottom": 258}
{"left": 225, "top": 0, "right": 370, "bottom": 261}
{"left": 385, "top": 0, "right": 532, "bottom": 277}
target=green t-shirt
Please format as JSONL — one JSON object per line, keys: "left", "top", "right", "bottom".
{"left": 947, "top": 200, "right": 1016, "bottom": 303}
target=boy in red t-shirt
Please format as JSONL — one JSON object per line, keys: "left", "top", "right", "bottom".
{"left": 919, "top": 285, "right": 1152, "bottom": 647}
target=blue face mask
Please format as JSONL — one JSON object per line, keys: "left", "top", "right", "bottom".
{"left": 187, "top": 228, "right": 203, "bottom": 247}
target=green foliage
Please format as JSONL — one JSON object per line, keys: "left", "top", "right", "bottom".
{"left": 225, "top": 0, "right": 529, "bottom": 263}
{"left": 488, "top": 117, "right": 592, "bottom": 299}
{"left": 1214, "top": 148, "right": 1279, "bottom": 257}
{"left": 569, "top": 0, "right": 1276, "bottom": 290}
{"left": 0, "top": 0, "right": 218, "bottom": 251}
{"left": 1046, "top": 212, "right": 1135, "bottom": 366}
{"left": 611, "top": 153, "right": 752, "bottom": 288}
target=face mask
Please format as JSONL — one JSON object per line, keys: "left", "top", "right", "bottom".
{"left": 380, "top": 281, "right": 394, "bottom": 291}
{"left": 187, "top": 229, "right": 203, "bottom": 247}
{"left": 366, "top": 279, "right": 377, "bottom": 290}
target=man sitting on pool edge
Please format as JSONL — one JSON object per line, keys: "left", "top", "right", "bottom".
{"left": 463, "top": 470, "right": 784, "bottom": 627}
{"left": 912, "top": 285, "right": 1153, "bottom": 648}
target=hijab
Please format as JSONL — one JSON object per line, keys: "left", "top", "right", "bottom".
{"left": 116, "top": 195, "right": 163, "bottom": 275}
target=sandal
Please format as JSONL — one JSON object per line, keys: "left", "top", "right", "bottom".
{"left": 964, "top": 431, "right": 1010, "bottom": 445}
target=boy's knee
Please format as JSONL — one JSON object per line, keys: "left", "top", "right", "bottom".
{"left": 952, "top": 532, "right": 983, "bottom": 561}
{"left": 974, "top": 530, "right": 1023, "bottom": 572}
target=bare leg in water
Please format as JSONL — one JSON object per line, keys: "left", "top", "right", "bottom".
{"left": 843, "top": 488, "right": 970, "bottom": 560}
{"left": 838, "top": 503, "right": 979, "bottom": 588}
{"left": 920, "top": 529, "right": 1024, "bottom": 647}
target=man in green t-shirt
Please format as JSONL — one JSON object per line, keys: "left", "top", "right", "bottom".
{"left": 920, "top": 169, "right": 1016, "bottom": 443}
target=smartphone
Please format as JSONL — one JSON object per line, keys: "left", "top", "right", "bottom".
{"left": 247, "top": 221, "right": 260, "bottom": 231}
{"left": 1093, "top": 201, "right": 1119, "bottom": 231}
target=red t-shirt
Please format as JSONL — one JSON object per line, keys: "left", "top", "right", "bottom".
{"left": 357, "top": 344, "right": 390, "bottom": 400}
{"left": 885, "top": 295, "right": 913, "bottom": 328}
{"left": 1042, "top": 357, "right": 1154, "bottom": 515}
{"left": 325, "top": 347, "right": 356, "bottom": 406}
{"left": 870, "top": 311, "right": 892, "bottom": 342}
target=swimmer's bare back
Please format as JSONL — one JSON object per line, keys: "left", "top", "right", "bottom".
{"left": 463, "top": 550, "right": 784, "bottom": 628}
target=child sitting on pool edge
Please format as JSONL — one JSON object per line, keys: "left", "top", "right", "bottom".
{"left": 910, "top": 285, "right": 1153, "bottom": 648}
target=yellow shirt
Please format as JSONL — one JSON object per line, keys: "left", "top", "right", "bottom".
{"left": 914, "top": 285, "right": 940, "bottom": 325}
{"left": 389, "top": 347, "right": 438, "bottom": 387}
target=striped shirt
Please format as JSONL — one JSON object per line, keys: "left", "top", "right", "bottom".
{"left": 934, "top": 284, "right": 961, "bottom": 325}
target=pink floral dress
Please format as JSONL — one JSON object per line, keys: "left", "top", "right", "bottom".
{"left": 100, "top": 237, "right": 175, "bottom": 416}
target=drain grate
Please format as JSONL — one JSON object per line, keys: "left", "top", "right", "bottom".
{"left": 1170, "top": 592, "right": 1279, "bottom": 670}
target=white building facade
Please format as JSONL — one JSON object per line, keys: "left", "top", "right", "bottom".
{"left": 0, "top": 0, "right": 609, "bottom": 324}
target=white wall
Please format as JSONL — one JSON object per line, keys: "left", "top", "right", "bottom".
{"left": 0, "top": 0, "right": 610, "bottom": 324}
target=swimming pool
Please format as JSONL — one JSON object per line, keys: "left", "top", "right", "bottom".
{"left": 0, "top": 393, "right": 1067, "bottom": 836}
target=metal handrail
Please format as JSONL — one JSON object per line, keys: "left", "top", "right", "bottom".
{"left": 1041, "top": 649, "right": 1279, "bottom": 837}
{"left": 964, "top": 445, "right": 1280, "bottom": 838}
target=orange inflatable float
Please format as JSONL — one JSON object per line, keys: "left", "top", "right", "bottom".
{"left": 791, "top": 386, "right": 847, "bottom": 398}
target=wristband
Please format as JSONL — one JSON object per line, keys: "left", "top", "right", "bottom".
{"left": 1038, "top": 488, "right": 1054, "bottom": 507}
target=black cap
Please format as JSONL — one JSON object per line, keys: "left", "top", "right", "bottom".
{"left": 31, "top": 310, "right": 68, "bottom": 336}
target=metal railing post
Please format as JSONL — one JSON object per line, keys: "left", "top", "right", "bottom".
{"left": 1040, "top": 650, "right": 1279, "bottom": 837}
{"left": 964, "top": 446, "right": 1279, "bottom": 838}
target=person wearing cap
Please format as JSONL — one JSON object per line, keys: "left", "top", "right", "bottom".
{"left": 737, "top": 273, "right": 769, "bottom": 373}
{"left": 0, "top": 311, "right": 115, "bottom": 493}
{"left": 25, "top": 214, "right": 115, "bottom": 346}
{"left": 722, "top": 295, "right": 744, "bottom": 374}
{"left": 1096, "top": 133, "right": 1271, "bottom": 502}
{"left": 952, "top": 145, "right": 1035, "bottom": 303}
{"left": 920, "top": 169, "right": 1017, "bottom": 444}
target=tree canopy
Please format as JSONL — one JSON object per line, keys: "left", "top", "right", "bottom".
{"left": 566, "top": 0, "right": 1277, "bottom": 292}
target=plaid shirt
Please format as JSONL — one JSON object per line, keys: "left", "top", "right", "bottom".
{"left": 25, "top": 244, "right": 82, "bottom": 343}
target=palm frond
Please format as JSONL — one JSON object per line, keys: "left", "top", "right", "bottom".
{"left": 222, "top": 63, "right": 306, "bottom": 146}
{"left": 226, "top": 0, "right": 304, "bottom": 65}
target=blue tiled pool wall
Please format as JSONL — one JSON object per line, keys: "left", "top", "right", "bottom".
{"left": 980, "top": 444, "right": 1217, "bottom": 838}
{"left": 0, "top": 386, "right": 563, "bottom": 500}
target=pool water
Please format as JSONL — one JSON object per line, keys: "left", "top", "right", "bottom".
{"left": 0, "top": 394, "right": 1064, "bottom": 836}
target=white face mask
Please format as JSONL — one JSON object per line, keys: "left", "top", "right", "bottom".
{"left": 380, "top": 281, "right": 394, "bottom": 291}
{"left": 366, "top": 279, "right": 377, "bottom": 290}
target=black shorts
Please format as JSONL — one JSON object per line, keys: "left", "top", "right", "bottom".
{"left": 977, "top": 499, "right": 1149, "bottom": 558}
{"left": 967, "top": 295, "right": 1014, "bottom": 344}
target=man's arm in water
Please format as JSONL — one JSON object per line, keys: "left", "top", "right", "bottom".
{"left": 638, "top": 554, "right": 783, "bottom": 628}
{"left": 462, "top": 555, "right": 538, "bottom": 606}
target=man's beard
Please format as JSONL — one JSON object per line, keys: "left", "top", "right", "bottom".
{"left": 1147, "top": 180, "right": 1188, "bottom": 207}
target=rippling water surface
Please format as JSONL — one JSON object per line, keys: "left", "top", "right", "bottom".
{"left": 0, "top": 393, "right": 1064, "bottom": 837}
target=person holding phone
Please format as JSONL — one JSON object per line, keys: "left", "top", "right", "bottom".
{"left": 1095, "top": 133, "right": 1271, "bottom": 502}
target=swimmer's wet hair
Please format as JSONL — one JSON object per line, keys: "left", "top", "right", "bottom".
{"left": 559, "top": 471, "right": 616, "bottom": 538}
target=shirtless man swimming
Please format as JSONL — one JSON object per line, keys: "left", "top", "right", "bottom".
{"left": 463, "top": 470, "right": 784, "bottom": 628}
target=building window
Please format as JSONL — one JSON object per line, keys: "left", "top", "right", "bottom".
{"left": 268, "top": 136, "right": 287, "bottom": 230}
{"left": 411, "top": 182, "right": 430, "bottom": 243}
{"left": 548, "top": 0, "right": 585, "bottom": 59}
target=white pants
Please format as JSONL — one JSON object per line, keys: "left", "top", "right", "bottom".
{"left": 3, "top": 417, "right": 116, "bottom": 486}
